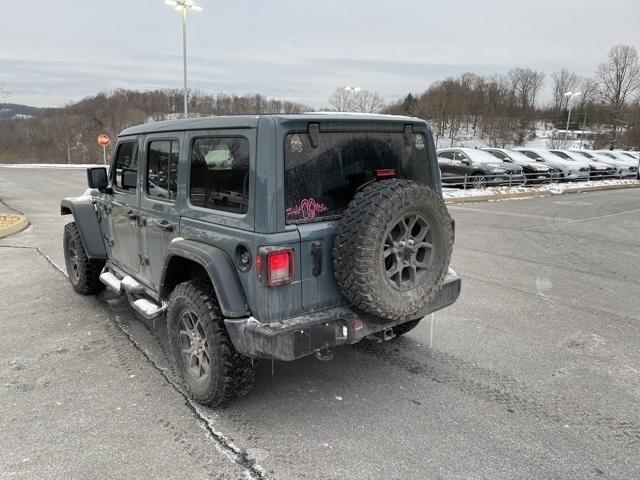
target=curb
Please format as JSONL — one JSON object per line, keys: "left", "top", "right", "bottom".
{"left": 0, "top": 214, "right": 29, "bottom": 239}
{"left": 444, "top": 182, "right": 640, "bottom": 204}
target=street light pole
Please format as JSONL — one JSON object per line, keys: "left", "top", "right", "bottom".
{"left": 182, "top": 6, "right": 188, "bottom": 118}
{"left": 165, "top": 0, "right": 203, "bottom": 119}
{"left": 563, "top": 91, "right": 581, "bottom": 143}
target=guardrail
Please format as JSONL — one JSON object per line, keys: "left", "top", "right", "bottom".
{"left": 441, "top": 170, "right": 621, "bottom": 189}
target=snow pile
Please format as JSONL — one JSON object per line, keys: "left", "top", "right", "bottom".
{"left": 443, "top": 178, "right": 640, "bottom": 200}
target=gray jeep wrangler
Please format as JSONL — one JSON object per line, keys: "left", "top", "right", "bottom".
{"left": 61, "top": 113, "right": 461, "bottom": 406}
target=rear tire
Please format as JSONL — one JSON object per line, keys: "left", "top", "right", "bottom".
{"left": 167, "top": 279, "right": 256, "bottom": 407}
{"left": 63, "top": 222, "right": 105, "bottom": 295}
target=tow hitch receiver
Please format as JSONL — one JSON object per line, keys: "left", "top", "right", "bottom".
{"left": 366, "top": 328, "right": 396, "bottom": 343}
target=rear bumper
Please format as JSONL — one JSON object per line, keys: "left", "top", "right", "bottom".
{"left": 225, "top": 274, "right": 462, "bottom": 361}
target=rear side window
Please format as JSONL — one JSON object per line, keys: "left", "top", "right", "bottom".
{"left": 189, "top": 137, "right": 250, "bottom": 214}
{"left": 553, "top": 151, "right": 569, "bottom": 159}
{"left": 284, "top": 131, "right": 431, "bottom": 223}
{"left": 488, "top": 150, "right": 507, "bottom": 161}
{"left": 113, "top": 141, "right": 138, "bottom": 191}
{"left": 147, "top": 140, "right": 179, "bottom": 201}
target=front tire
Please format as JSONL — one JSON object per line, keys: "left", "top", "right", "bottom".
{"left": 63, "top": 222, "right": 105, "bottom": 295}
{"left": 471, "top": 173, "right": 487, "bottom": 189}
{"left": 167, "top": 279, "right": 256, "bottom": 407}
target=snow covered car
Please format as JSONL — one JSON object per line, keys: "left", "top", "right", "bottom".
{"left": 514, "top": 149, "right": 590, "bottom": 181}
{"left": 482, "top": 148, "right": 557, "bottom": 184}
{"left": 550, "top": 150, "right": 616, "bottom": 179}
{"left": 437, "top": 148, "right": 525, "bottom": 188}
{"left": 572, "top": 150, "right": 637, "bottom": 178}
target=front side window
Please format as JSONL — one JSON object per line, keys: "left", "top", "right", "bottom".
{"left": 454, "top": 152, "right": 468, "bottom": 162}
{"left": 438, "top": 151, "right": 454, "bottom": 160}
{"left": 553, "top": 151, "right": 570, "bottom": 160}
{"left": 147, "top": 140, "right": 179, "bottom": 201}
{"left": 284, "top": 131, "right": 431, "bottom": 223}
{"left": 189, "top": 137, "right": 250, "bottom": 214}
{"left": 113, "top": 141, "right": 138, "bottom": 191}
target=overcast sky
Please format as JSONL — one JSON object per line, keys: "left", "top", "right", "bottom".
{"left": 1, "top": 0, "right": 639, "bottom": 108}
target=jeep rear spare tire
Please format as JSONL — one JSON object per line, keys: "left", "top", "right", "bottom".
{"left": 333, "top": 179, "right": 453, "bottom": 320}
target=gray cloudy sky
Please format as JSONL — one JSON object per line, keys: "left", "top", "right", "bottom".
{"left": 1, "top": 0, "right": 639, "bottom": 108}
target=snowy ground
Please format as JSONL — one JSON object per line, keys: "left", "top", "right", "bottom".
{"left": 433, "top": 122, "right": 594, "bottom": 150}
{"left": 443, "top": 178, "right": 640, "bottom": 200}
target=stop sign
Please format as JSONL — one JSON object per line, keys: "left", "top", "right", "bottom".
{"left": 97, "top": 134, "right": 110, "bottom": 147}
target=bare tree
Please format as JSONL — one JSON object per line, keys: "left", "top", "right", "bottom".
{"left": 0, "top": 82, "right": 9, "bottom": 99}
{"left": 577, "top": 77, "right": 599, "bottom": 109}
{"left": 354, "top": 90, "right": 385, "bottom": 113}
{"left": 597, "top": 44, "right": 640, "bottom": 121}
{"left": 508, "top": 68, "right": 545, "bottom": 110}
{"left": 551, "top": 69, "right": 579, "bottom": 110}
{"left": 328, "top": 87, "right": 357, "bottom": 112}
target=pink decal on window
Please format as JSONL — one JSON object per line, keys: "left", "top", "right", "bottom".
{"left": 286, "top": 198, "right": 329, "bottom": 220}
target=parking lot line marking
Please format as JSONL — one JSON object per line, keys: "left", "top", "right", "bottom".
{"left": 565, "top": 208, "right": 640, "bottom": 223}
{"left": 448, "top": 205, "right": 572, "bottom": 222}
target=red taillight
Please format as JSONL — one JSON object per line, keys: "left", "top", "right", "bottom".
{"left": 266, "top": 249, "right": 293, "bottom": 286}
{"left": 376, "top": 168, "right": 396, "bottom": 178}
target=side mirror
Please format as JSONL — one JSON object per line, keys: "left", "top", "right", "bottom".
{"left": 87, "top": 167, "right": 108, "bottom": 191}
{"left": 121, "top": 168, "right": 138, "bottom": 189}
{"left": 461, "top": 159, "right": 471, "bottom": 165}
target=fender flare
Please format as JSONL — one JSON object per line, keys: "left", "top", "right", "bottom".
{"left": 60, "top": 196, "right": 107, "bottom": 259}
{"left": 160, "top": 239, "right": 249, "bottom": 318}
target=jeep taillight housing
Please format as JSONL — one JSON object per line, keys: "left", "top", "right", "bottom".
{"left": 257, "top": 248, "right": 294, "bottom": 286}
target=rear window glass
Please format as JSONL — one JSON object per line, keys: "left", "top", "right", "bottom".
{"left": 284, "top": 131, "right": 431, "bottom": 223}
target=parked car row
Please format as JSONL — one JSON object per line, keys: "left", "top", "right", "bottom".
{"left": 437, "top": 147, "right": 639, "bottom": 188}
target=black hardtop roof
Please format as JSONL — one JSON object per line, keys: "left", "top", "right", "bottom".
{"left": 118, "top": 113, "right": 425, "bottom": 137}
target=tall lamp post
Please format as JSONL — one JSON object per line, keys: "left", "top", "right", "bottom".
{"left": 164, "top": 0, "right": 203, "bottom": 119}
{"left": 563, "top": 91, "right": 581, "bottom": 143}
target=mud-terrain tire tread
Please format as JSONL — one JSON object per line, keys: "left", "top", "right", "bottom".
{"left": 333, "top": 180, "right": 453, "bottom": 321}
{"left": 63, "top": 222, "right": 105, "bottom": 295}
{"left": 167, "top": 278, "right": 255, "bottom": 407}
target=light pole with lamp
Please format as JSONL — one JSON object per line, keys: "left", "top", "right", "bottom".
{"left": 164, "top": 0, "right": 203, "bottom": 119}
{"left": 563, "top": 91, "right": 581, "bottom": 143}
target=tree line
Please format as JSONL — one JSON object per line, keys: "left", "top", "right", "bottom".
{"left": 1, "top": 44, "right": 639, "bottom": 164}
{"left": 0, "top": 89, "right": 308, "bottom": 164}
{"left": 384, "top": 44, "right": 640, "bottom": 149}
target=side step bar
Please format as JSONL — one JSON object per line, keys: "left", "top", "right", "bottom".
{"left": 99, "top": 271, "right": 166, "bottom": 320}
{"left": 99, "top": 271, "right": 121, "bottom": 292}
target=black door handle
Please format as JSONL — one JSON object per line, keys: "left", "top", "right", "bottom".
{"left": 155, "top": 220, "right": 175, "bottom": 232}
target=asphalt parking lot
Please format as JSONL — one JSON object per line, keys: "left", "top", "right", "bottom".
{"left": 1, "top": 167, "right": 639, "bottom": 479}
